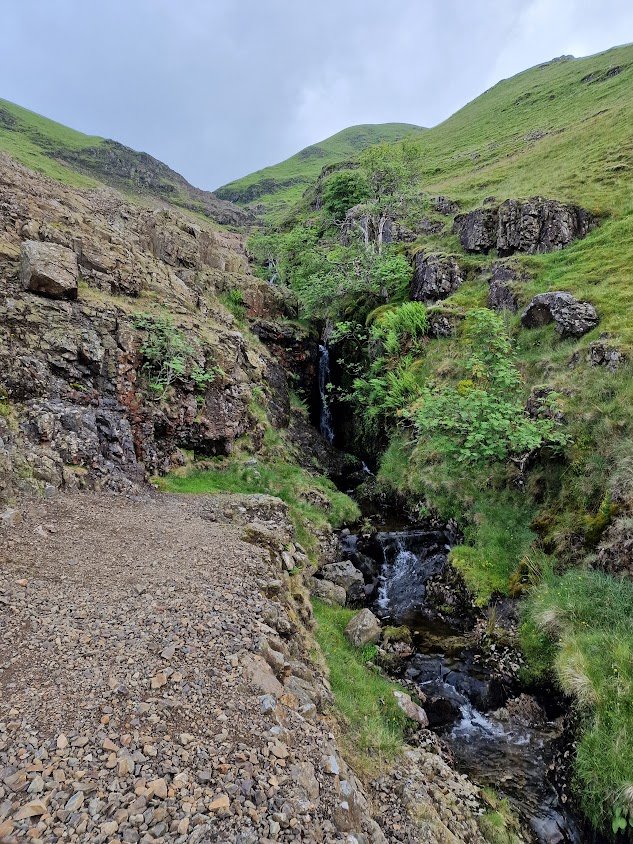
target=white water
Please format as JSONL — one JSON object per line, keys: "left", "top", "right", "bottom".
{"left": 318, "top": 344, "right": 335, "bottom": 444}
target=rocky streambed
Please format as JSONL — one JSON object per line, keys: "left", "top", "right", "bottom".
{"left": 314, "top": 522, "right": 606, "bottom": 844}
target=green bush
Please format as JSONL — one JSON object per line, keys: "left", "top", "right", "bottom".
{"left": 132, "top": 313, "right": 219, "bottom": 398}
{"left": 322, "top": 170, "right": 369, "bottom": 220}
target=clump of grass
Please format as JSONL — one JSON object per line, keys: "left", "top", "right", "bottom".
{"left": 220, "top": 289, "right": 247, "bottom": 323}
{"left": 158, "top": 459, "right": 360, "bottom": 556}
{"left": 521, "top": 568, "right": 633, "bottom": 830}
{"left": 311, "top": 599, "right": 408, "bottom": 773}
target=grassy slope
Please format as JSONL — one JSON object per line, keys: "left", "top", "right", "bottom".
{"left": 0, "top": 97, "right": 244, "bottom": 224}
{"left": 216, "top": 122, "right": 425, "bottom": 217}
{"left": 0, "top": 97, "right": 103, "bottom": 187}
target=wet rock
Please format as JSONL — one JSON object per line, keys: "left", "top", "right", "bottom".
{"left": 20, "top": 240, "right": 78, "bottom": 299}
{"left": 344, "top": 608, "right": 381, "bottom": 647}
{"left": 410, "top": 252, "right": 464, "bottom": 303}
{"left": 309, "top": 576, "right": 347, "bottom": 606}
{"left": 319, "top": 560, "right": 365, "bottom": 606}
{"left": 521, "top": 291, "right": 599, "bottom": 338}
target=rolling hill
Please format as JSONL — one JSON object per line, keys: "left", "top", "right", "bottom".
{"left": 215, "top": 122, "right": 426, "bottom": 218}
{"left": 0, "top": 97, "right": 247, "bottom": 225}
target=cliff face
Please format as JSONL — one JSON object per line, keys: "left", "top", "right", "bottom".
{"left": 0, "top": 154, "right": 297, "bottom": 502}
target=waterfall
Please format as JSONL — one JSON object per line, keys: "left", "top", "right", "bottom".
{"left": 318, "top": 343, "right": 335, "bottom": 444}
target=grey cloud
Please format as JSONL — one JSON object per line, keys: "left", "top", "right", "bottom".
{"left": 1, "top": 0, "right": 632, "bottom": 189}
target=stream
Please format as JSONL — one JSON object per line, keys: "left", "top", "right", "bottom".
{"left": 315, "top": 343, "right": 603, "bottom": 842}
{"left": 337, "top": 526, "right": 608, "bottom": 844}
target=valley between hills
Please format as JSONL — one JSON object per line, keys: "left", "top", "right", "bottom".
{"left": 1, "top": 41, "right": 633, "bottom": 844}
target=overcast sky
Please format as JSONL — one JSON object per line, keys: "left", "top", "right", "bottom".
{"left": 2, "top": 1, "right": 632, "bottom": 190}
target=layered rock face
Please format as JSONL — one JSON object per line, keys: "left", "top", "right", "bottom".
{"left": 410, "top": 252, "right": 464, "bottom": 303}
{"left": 454, "top": 197, "right": 594, "bottom": 255}
{"left": 0, "top": 154, "right": 298, "bottom": 502}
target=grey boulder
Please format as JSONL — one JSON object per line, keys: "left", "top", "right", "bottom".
{"left": 320, "top": 561, "right": 365, "bottom": 605}
{"left": 344, "top": 608, "right": 381, "bottom": 648}
{"left": 20, "top": 240, "right": 78, "bottom": 299}
{"left": 309, "top": 577, "right": 347, "bottom": 607}
{"left": 521, "top": 291, "right": 598, "bottom": 338}
{"left": 410, "top": 252, "right": 464, "bottom": 303}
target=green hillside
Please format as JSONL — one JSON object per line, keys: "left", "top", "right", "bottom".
{"left": 0, "top": 97, "right": 246, "bottom": 224}
{"left": 215, "top": 122, "right": 426, "bottom": 217}
{"left": 248, "top": 43, "right": 633, "bottom": 834}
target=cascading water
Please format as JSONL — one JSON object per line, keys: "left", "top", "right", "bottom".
{"left": 318, "top": 342, "right": 335, "bottom": 444}
{"left": 342, "top": 526, "right": 592, "bottom": 844}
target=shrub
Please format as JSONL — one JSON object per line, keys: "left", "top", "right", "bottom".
{"left": 132, "top": 313, "right": 219, "bottom": 398}
{"left": 322, "top": 170, "right": 369, "bottom": 220}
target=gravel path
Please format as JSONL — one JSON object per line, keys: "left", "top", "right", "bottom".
{"left": 0, "top": 492, "right": 391, "bottom": 844}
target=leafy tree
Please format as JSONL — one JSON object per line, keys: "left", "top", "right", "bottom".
{"left": 359, "top": 143, "right": 406, "bottom": 199}
{"left": 322, "top": 170, "right": 369, "bottom": 220}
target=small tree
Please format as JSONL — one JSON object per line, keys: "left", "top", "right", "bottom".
{"left": 322, "top": 170, "right": 369, "bottom": 220}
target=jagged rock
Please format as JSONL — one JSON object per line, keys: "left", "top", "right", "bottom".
{"left": 487, "top": 262, "right": 521, "bottom": 312}
{"left": 309, "top": 577, "right": 347, "bottom": 607}
{"left": 319, "top": 561, "right": 365, "bottom": 606}
{"left": 521, "top": 291, "right": 599, "bottom": 338}
{"left": 497, "top": 197, "right": 593, "bottom": 255}
{"left": 587, "top": 336, "right": 626, "bottom": 371}
{"left": 20, "top": 240, "right": 78, "bottom": 299}
{"left": 431, "top": 196, "right": 459, "bottom": 215}
{"left": 344, "top": 608, "right": 381, "bottom": 647}
{"left": 452, "top": 207, "right": 498, "bottom": 253}
{"left": 410, "top": 252, "right": 464, "bottom": 303}
{"left": 454, "top": 197, "right": 594, "bottom": 255}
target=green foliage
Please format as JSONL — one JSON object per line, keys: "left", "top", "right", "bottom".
{"left": 159, "top": 459, "right": 360, "bottom": 557}
{"left": 322, "top": 170, "right": 369, "bottom": 219}
{"left": 415, "top": 310, "right": 569, "bottom": 466}
{"left": 220, "top": 288, "right": 247, "bottom": 322}
{"left": 521, "top": 568, "right": 633, "bottom": 829}
{"left": 217, "top": 123, "right": 424, "bottom": 221}
{"left": 359, "top": 142, "right": 407, "bottom": 199}
{"left": 132, "top": 313, "right": 219, "bottom": 398}
{"left": 312, "top": 599, "right": 408, "bottom": 771}
{"left": 352, "top": 302, "right": 428, "bottom": 433}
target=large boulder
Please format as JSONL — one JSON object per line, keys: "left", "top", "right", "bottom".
{"left": 454, "top": 197, "right": 594, "bottom": 255}
{"left": 410, "top": 252, "right": 464, "bottom": 303}
{"left": 521, "top": 292, "right": 599, "bottom": 338}
{"left": 319, "top": 561, "right": 365, "bottom": 606}
{"left": 344, "top": 608, "right": 381, "bottom": 648}
{"left": 497, "top": 197, "right": 593, "bottom": 255}
{"left": 393, "top": 690, "right": 428, "bottom": 727}
{"left": 20, "top": 240, "right": 78, "bottom": 299}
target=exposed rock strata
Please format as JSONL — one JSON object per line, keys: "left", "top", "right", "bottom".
{"left": 454, "top": 197, "right": 594, "bottom": 255}
{"left": 410, "top": 252, "right": 464, "bottom": 303}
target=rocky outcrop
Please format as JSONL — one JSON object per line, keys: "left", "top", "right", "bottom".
{"left": 587, "top": 336, "right": 626, "bottom": 371}
{"left": 454, "top": 197, "right": 594, "bottom": 255}
{"left": 487, "top": 261, "right": 522, "bottom": 312}
{"left": 452, "top": 207, "right": 498, "bottom": 253}
{"left": 432, "top": 196, "right": 460, "bottom": 215}
{"left": 20, "top": 240, "right": 78, "bottom": 299}
{"left": 309, "top": 576, "right": 347, "bottom": 606}
{"left": 521, "top": 292, "right": 599, "bottom": 338}
{"left": 0, "top": 154, "right": 296, "bottom": 502}
{"left": 410, "top": 252, "right": 464, "bottom": 303}
{"left": 250, "top": 319, "right": 319, "bottom": 404}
